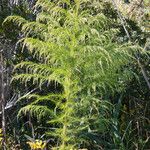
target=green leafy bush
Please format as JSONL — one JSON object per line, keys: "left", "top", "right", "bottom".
{"left": 3, "top": 0, "right": 140, "bottom": 149}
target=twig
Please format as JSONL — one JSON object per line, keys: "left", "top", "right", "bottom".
{"left": 0, "top": 88, "right": 37, "bottom": 115}
{"left": 111, "top": 0, "right": 150, "bottom": 90}
{"left": 138, "top": 60, "right": 150, "bottom": 89}
{"left": 111, "top": 0, "right": 131, "bottom": 40}
{"left": 0, "top": 51, "right": 6, "bottom": 150}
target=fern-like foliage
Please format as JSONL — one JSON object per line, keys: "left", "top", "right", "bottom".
{"left": 4, "top": 0, "right": 139, "bottom": 149}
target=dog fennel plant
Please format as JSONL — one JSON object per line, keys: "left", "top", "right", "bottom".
{"left": 3, "top": 0, "right": 139, "bottom": 149}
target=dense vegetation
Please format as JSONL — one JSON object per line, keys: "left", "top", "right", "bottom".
{"left": 0, "top": 0, "right": 149, "bottom": 150}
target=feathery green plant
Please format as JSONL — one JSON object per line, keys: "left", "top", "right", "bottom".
{"left": 3, "top": 0, "right": 139, "bottom": 149}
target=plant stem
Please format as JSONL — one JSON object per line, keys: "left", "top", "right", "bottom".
{"left": 60, "top": 74, "right": 72, "bottom": 150}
